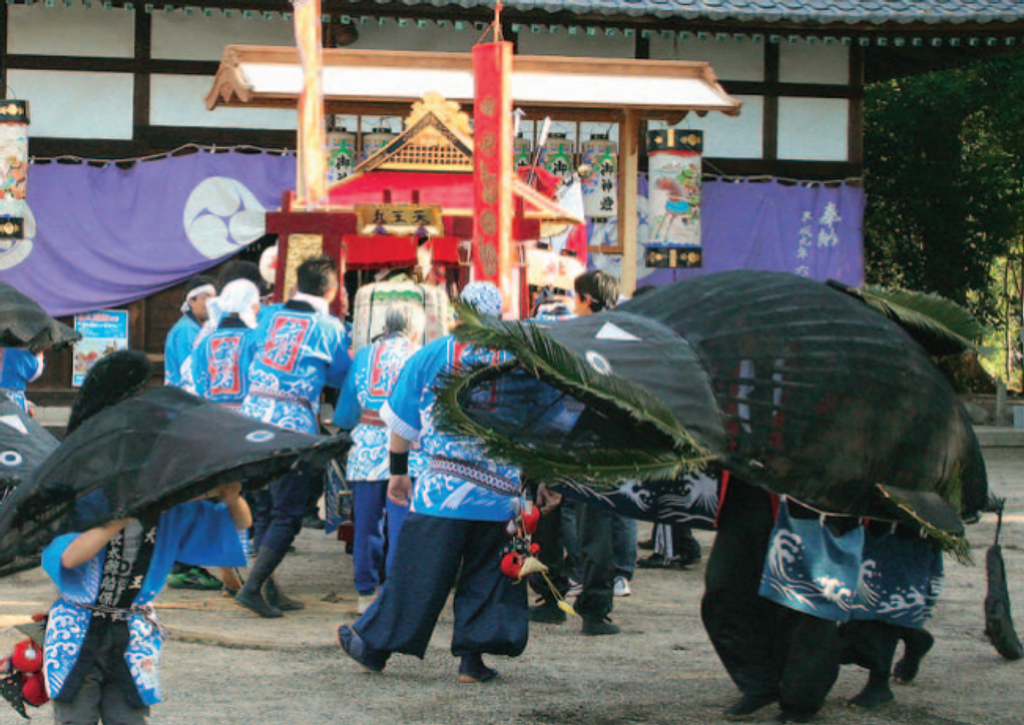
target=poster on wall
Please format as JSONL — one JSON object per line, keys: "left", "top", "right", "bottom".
{"left": 645, "top": 129, "right": 703, "bottom": 268}
{"left": 72, "top": 310, "right": 129, "bottom": 387}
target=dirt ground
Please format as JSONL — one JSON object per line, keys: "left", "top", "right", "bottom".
{"left": 2, "top": 448, "right": 1023, "bottom": 725}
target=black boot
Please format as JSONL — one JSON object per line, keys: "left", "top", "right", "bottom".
{"left": 235, "top": 547, "right": 285, "bottom": 618}
{"left": 264, "top": 576, "right": 305, "bottom": 611}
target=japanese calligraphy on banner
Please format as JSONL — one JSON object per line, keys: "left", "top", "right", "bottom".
{"left": 581, "top": 134, "right": 617, "bottom": 220}
{"left": 645, "top": 129, "right": 703, "bottom": 269}
{"left": 355, "top": 204, "right": 443, "bottom": 236}
{"left": 472, "top": 41, "right": 514, "bottom": 303}
{"left": 292, "top": 0, "right": 327, "bottom": 208}
{"left": 540, "top": 133, "right": 575, "bottom": 184}
{"left": 794, "top": 203, "right": 843, "bottom": 277}
{"left": 326, "top": 129, "right": 355, "bottom": 185}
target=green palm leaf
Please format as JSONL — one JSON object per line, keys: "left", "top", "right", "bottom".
{"left": 434, "top": 302, "right": 714, "bottom": 489}
{"left": 827, "top": 280, "right": 991, "bottom": 356}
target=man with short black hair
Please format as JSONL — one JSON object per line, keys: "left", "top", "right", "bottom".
{"left": 164, "top": 275, "right": 215, "bottom": 388}
{"left": 235, "top": 255, "right": 352, "bottom": 617}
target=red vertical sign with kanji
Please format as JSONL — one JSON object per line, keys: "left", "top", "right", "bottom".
{"left": 472, "top": 41, "right": 514, "bottom": 305}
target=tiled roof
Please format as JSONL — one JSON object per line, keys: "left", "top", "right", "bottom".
{"left": 356, "top": 0, "right": 1024, "bottom": 25}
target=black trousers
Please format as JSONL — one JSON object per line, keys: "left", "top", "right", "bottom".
{"left": 701, "top": 480, "right": 840, "bottom": 715}
{"left": 356, "top": 512, "right": 529, "bottom": 659}
{"left": 840, "top": 620, "right": 902, "bottom": 677}
{"left": 574, "top": 503, "right": 616, "bottom": 622}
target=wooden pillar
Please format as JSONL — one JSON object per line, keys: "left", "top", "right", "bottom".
{"left": 618, "top": 108, "right": 640, "bottom": 296}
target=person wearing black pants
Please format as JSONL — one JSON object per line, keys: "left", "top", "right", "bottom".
{"left": 702, "top": 477, "right": 841, "bottom": 723}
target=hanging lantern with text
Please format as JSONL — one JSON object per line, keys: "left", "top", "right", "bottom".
{"left": 538, "top": 132, "right": 574, "bottom": 185}
{"left": 0, "top": 101, "right": 29, "bottom": 254}
{"left": 361, "top": 127, "right": 397, "bottom": 162}
{"left": 580, "top": 133, "right": 617, "bottom": 220}
{"left": 326, "top": 128, "right": 355, "bottom": 184}
{"left": 513, "top": 133, "right": 532, "bottom": 170}
{"left": 645, "top": 129, "right": 703, "bottom": 269}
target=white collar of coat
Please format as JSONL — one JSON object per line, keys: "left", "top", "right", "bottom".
{"left": 290, "top": 291, "right": 331, "bottom": 316}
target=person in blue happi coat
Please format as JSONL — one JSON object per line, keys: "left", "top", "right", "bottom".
{"left": 43, "top": 485, "right": 251, "bottom": 725}
{"left": 0, "top": 345, "right": 44, "bottom": 414}
{"left": 163, "top": 274, "right": 222, "bottom": 593}
{"left": 163, "top": 275, "right": 215, "bottom": 388}
{"left": 337, "top": 282, "right": 529, "bottom": 684}
{"left": 235, "top": 255, "right": 351, "bottom": 618}
{"left": 333, "top": 303, "right": 426, "bottom": 615}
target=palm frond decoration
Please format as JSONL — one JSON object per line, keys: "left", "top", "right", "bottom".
{"left": 827, "top": 280, "right": 991, "bottom": 357}
{"left": 874, "top": 484, "right": 972, "bottom": 565}
{"left": 433, "top": 302, "right": 715, "bottom": 489}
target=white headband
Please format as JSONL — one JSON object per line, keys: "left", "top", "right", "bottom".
{"left": 180, "top": 283, "right": 216, "bottom": 314}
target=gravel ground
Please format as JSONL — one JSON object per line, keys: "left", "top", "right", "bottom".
{"left": 3, "top": 448, "right": 1024, "bottom": 725}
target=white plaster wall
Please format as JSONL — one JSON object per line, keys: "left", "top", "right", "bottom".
{"left": 7, "top": 69, "right": 134, "bottom": 139}
{"left": 649, "top": 95, "right": 763, "bottom": 159}
{"left": 516, "top": 31, "right": 635, "bottom": 59}
{"left": 345, "top": 22, "right": 482, "bottom": 53}
{"left": 779, "top": 42, "right": 849, "bottom": 85}
{"left": 7, "top": 4, "right": 135, "bottom": 58}
{"left": 649, "top": 35, "right": 764, "bottom": 82}
{"left": 152, "top": 12, "right": 294, "bottom": 61}
{"left": 151, "top": 75, "right": 297, "bottom": 130}
{"left": 777, "top": 97, "right": 849, "bottom": 161}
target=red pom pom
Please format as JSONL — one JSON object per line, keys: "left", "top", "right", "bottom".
{"left": 21, "top": 672, "right": 48, "bottom": 707}
{"left": 529, "top": 542, "right": 541, "bottom": 555}
{"left": 521, "top": 506, "right": 540, "bottom": 535}
{"left": 12, "top": 640, "right": 42, "bottom": 674}
{"left": 500, "top": 551, "right": 523, "bottom": 579}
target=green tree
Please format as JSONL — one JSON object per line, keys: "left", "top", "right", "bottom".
{"left": 864, "top": 54, "right": 1024, "bottom": 385}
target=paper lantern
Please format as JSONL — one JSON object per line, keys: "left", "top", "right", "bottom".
{"left": 645, "top": 129, "right": 703, "bottom": 269}
{"left": 580, "top": 133, "right": 617, "bottom": 220}
{"left": 0, "top": 101, "right": 29, "bottom": 242}
{"left": 360, "top": 127, "right": 397, "bottom": 162}
{"left": 538, "top": 132, "right": 574, "bottom": 184}
{"left": 513, "top": 133, "right": 532, "bottom": 169}
{"left": 326, "top": 129, "right": 355, "bottom": 184}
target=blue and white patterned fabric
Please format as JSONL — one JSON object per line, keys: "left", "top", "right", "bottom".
{"left": 380, "top": 336, "right": 522, "bottom": 522}
{"left": 558, "top": 467, "right": 721, "bottom": 530}
{"left": 759, "top": 499, "right": 865, "bottom": 623}
{"left": 191, "top": 319, "right": 258, "bottom": 412}
{"left": 42, "top": 500, "right": 247, "bottom": 705}
{"left": 0, "top": 347, "right": 43, "bottom": 412}
{"left": 848, "top": 526, "right": 944, "bottom": 629}
{"left": 163, "top": 315, "right": 201, "bottom": 388}
{"left": 759, "top": 498, "right": 944, "bottom": 626}
{"left": 460, "top": 282, "right": 503, "bottom": 318}
{"left": 334, "top": 335, "right": 425, "bottom": 482}
{"left": 240, "top": 300, "right": 351, "bottom": 434}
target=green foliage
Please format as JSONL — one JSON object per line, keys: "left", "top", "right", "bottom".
{"left": 831, "top": 281, "right": 990, "bottom": 356}
{"left": 864, "top": 55, "right": 1024, "bottom": 328}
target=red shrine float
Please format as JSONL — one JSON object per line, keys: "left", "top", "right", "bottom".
{"left": 266, "top": 92, "right": 584, "bottom": 319}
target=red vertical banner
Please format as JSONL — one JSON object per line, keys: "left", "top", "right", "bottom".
{"left": 472, "top": 42, "right": 514, "bottom": 311}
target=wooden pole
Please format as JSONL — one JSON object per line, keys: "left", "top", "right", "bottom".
{"left": 618, "top": 108, "right": 639, "bottom": 296}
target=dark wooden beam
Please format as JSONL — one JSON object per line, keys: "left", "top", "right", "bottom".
{"left": 763, "top": 40, "right": 779, "bottom": 162}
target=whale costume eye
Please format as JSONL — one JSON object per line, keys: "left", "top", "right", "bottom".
{"left": 0, "top": 450, "right": 23, "bottom": 467}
